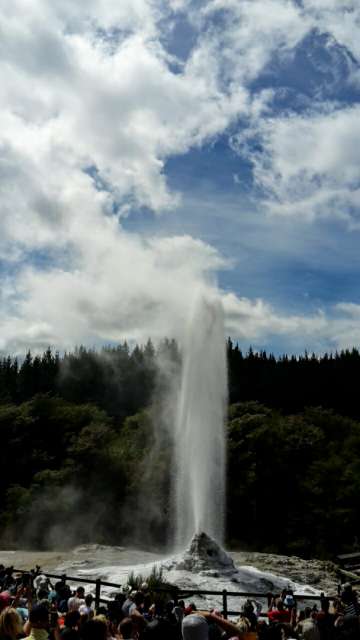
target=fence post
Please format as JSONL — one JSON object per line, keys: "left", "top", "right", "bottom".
{"left": 95, "top": 579, "right": 101, "bottom": 612}
{"left": 222, "top": 589, "right": 228, "bottom": 619}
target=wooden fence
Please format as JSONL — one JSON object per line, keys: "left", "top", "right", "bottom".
{"left": 13, "top": 568, "right": 340, "bottom": 619}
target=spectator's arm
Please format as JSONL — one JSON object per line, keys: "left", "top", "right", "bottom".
{"left": 290, "top": 608, "right": 297, "bottom": 627}
{"left": 195, "top": 612, "right": 245, "bottom": 638}
{"left": 23, "top": 620, "right": 31, "bottom": 636}
{"left": 12, "top": 585, "right": 24, "bottom": 609}
{"left": 52, "top": 619, "right": 61, "bottom": 640}
{"left": 131, "top": 609, "right": 147, "bottom": 629}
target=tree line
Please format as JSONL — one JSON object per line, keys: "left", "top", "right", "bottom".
{"left": 0, "top": 340, "right": 360, "bottom": 557}
{"left": 2, "top": 340, "right": 360, "bottom": 419}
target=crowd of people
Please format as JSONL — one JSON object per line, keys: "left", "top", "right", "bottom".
{"left": 0, "top": 566, "right": 359, "bottom": 640}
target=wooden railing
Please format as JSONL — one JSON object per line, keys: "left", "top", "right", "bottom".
{"left": 13, "top": 568, "right": 340, "bottom": 619}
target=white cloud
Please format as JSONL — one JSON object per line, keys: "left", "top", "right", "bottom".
{"left": 223, "top": 293, "right": 360, "bottom": 353}
{"left": 0, "top": 0, "right": 251, "bottom": 354}
{"left": 302, "top": 0, "right": 360, "bottom": 60}
{"left": 232, "top": 104, "right": 360, "bottom": 225}
{"left": 1, "top": 0, "right": 360, "bottom": 354}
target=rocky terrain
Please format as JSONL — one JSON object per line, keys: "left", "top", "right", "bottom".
{"left": 0, "top": 539, "right": 343, "bottom": 596}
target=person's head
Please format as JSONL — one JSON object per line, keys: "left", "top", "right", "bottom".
{"left": 182, "top": 615, "right": 209, "bottom": 640}
{"left": 320, "top": 597, "right": 330, "bottom": 613}
{"left": 0, "top": 607, "right": 23, "bottom": 640}
{"left": 165, "top": 600, "right": 174, "bottom": 615}
{"left": 38, "top": 589, "right": 50, "bottom": 601}
{"left": 85, "top": 595, "right": 93, "bottom": 607}
{"left": 244, "top": 599, "right": 254, "bottom": 613}
{"left": 304, "top": 607, "right": 312, "bottom": 619}
{"left": 118, "top": 617, "right": 133, "bottom": 639}
{"left": 80, "top": 618, "right": 107, "bottom": 640}
{"left": 114, "top": 593, "right": 124, "bottom": 603}
{"left": 0, "top": 592, "right": 11, "bottom": 613}
{"left": 29, "top": 604, "right": 50, "bottom": 629}
{"left": 76, "top": 587, "right": 85, "bottom": 599}
{"left": 65, "top": 610, "right": 81, "bottom": 628}
{"left": 173, "top": 605, "right": 184, "bottom": 624}
{"left": 55, "top": 581, "right": 65, "bottom": 594}
{"left": 297, "top": 610, "right": 305, "bottom": 622}
{"left": 237, "top": 616, "right": 250, "bottom": 632}
{"left": 132, "top": 591, "right": 144, "bottom": 608}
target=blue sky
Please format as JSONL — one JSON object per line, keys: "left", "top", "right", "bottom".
{"left": 1, "top": 0, "right": 360, "bottom": 354}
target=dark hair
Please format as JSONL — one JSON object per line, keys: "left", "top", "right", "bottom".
{"left": 22, "top": 573, "right": 32, "bottom": 587}
{"left": 80, "top": 619, "right": 107, "bottom": 640}
{"left": 133, "top": 592, "right": 145, "bottom": 607}
{"left": 119, "top": 617, "right": 133, "bottom": 638}
{"left": 65, "top": 611, "right": 81, "bottom": 628}
{"left": 29, "top": 605, "right": 49, "bottom": 626}
{"left": 320, "top": 598, "right": 330, "bottom": 612}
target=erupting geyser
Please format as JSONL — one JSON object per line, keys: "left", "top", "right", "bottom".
{"left": 174, "top": 291, "right": 227, "bottom": 549}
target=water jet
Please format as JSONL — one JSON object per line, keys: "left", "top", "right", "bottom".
{"left": 173, "top": 292, "right": 227, "bottom": 549}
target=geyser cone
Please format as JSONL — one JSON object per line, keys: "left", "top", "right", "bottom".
{"left": 174, "top": 532, "right": 236, "bottom": 573}
{"left": 174, "top": 292, "right": 227, "bottom": 549}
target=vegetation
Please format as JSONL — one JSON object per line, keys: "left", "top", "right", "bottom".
{"left": 1, "top": 340, "right": 360, "bottom": 558}
{"left": 127, "top": 566, "right": 165, "bottom": 591}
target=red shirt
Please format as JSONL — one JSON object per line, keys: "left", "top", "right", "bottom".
{"left": 268, "top": 609, "right": 291, "bottom": 623}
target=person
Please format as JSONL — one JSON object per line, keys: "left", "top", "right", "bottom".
{"left": 61, "top": 611, "right": 81, "bottom": 640}
{"left": 236, "top": 613, "right": 251, "bottom": 633}
{"left": 0, "top": 607, "right": 23, "bottom": 640}
{"left": 314, "top": 597, "right": 335, "bottom": 640}
{"left": 340, "top": 584, "right": 359, "bottom": 617}
{"left": 188, "top": 610, "right": 257, "bottom": 640}
{"left": 334, "top": 612, "right": 360, "bottom": 640}
{"left": 242, "top": 600, "right": 257, "bottom": 630}
{"left": 128, "top": 592, "right": 144, "bottom": 617}
{"left": 296, "top": 607, "right": 320, "bottom": 640}
{"left": 0, "top": 596, "right": 11, "bottom": 615}
{"left": 284, "top": 592, "right": 296, "bottom": 611}
{"left": 34, "top": 576, "right": 51, "bottom": 599}
{"left": 118, "top": 618, "right": 133, "bottom": 640}
{"left": 23, "top": 604, "right": 53, "bottom": 640}
{"left": 281, "top": 623, "right": 298, "bottom": 640}
{"left": 79, "top": 596, "right": 94, "bottom": 620}
{"left": 268, "top": 599, "right": 291, "bottom": 624}
{"left": 182, "top": 615, "right": 209, "bottom": 640}
{"left": 80, "top": 619, "right": 107, "bottom": 640}
{"left": 107, "top": 594, "right": 124, "bottom": 626}
{"left": 68, "top": 589, "right": 85, "bottom": 613}
{"left": 121, "top": 594, "right": 134, "bottom": 618}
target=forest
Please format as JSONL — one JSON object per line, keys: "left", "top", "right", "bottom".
{"left": 0, "top": 339, "right": 360, "bottom": 559}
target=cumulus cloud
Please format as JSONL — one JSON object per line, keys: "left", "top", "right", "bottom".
{"left": 302, "top": 0, "right": 360, "bottom": 60}
{"left": 223, "top": 294, "right": 360, "bottom": 353}
{"left": 1, "top": 0, "right": 360, "bottom": 354}
{"left": 232, "top": 104, "right": 360, "bottom": 225}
